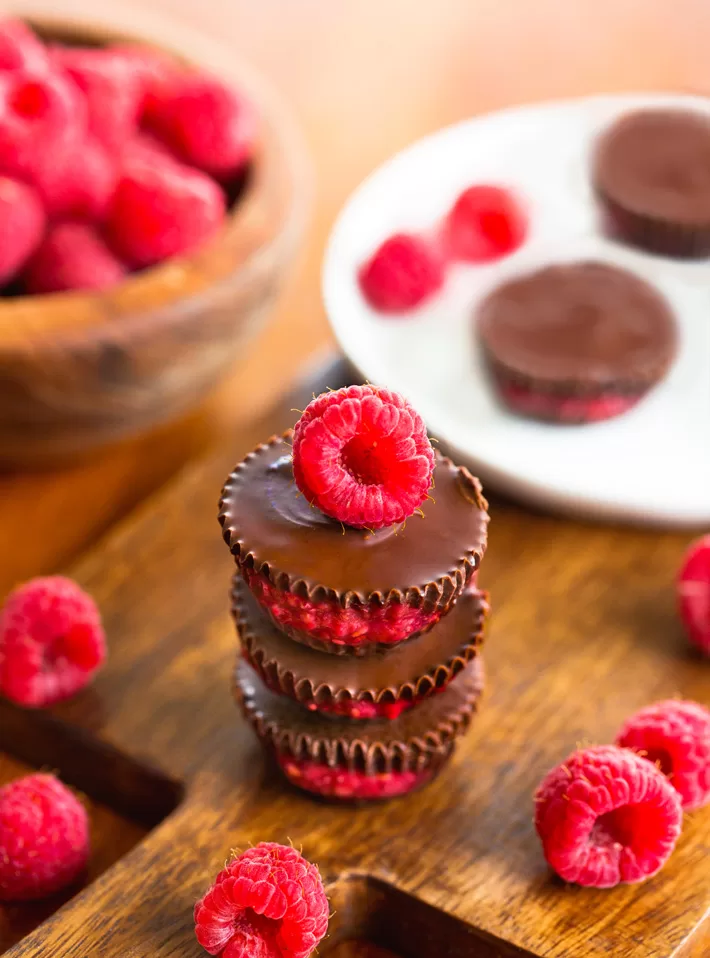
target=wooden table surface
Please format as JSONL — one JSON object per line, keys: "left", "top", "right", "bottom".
{"left": 1, "top": 0, "right": 709, "bottom": 594}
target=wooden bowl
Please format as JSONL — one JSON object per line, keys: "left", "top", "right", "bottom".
{"left": 0, "top": 14, "right": 310, "bottom": 466}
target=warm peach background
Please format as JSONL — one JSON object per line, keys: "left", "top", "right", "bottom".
{"left": 2, "top": 0, "right": 708, "bottom": 589}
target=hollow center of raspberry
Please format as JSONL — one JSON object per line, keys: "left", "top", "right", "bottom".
{"left": 11, "top": 81, "right": 51, "bottom": 119}
{"left": 341, "top": 434, "right": 396, "bottom": 485}
{"left": 231, "top": 912, "right": 281, "bottom": 958}
{"left": 591, "top": 802, "right": 663, "bottom": 852}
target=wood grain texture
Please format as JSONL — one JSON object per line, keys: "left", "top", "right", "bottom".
{"left": 0, "top": 363, "right": 707, "bottom": 958}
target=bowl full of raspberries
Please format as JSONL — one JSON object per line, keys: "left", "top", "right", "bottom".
{"left": 0, "top": 15, "right": 308, "bottom": 465}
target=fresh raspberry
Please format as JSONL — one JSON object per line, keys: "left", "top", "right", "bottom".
{"left": 38, "top": 135, "right": 117, "bottom": 222}
{"left": 0, "top": 176, "right": 45, "bottom": 283}
{"left": 122, "top": 131, "right": 181, "bottom": 168}
{"left": 678, "top": 535, "right": 710, "bottom": 655}
{"left": 0, "top": 19, "right": 48, "bottom": 73}
{"left": 144, "top": 71, "right": 257, "bottom": 180}
{"left": 292, "top": 384, "right": 435, "bottom": 529}
{"left": 194, "top": 842, "right": 329, "bottom": 958}
{"left": 279, "top": 755, "right": 431, "bottom": 800}
{"left": 616, "top": 700, "right": 710, "bottom": 811}
{"left": 24, "top": 223, "right": 125, "bottom": 294}
{"left": 534, "top": 745, "right": 682, "bottom": 888}
{"left": 0, "top": 576, "right": 107, "bottom": 707}
{"left": 106, "top": 152, "right": 226, "bottom": 268}
{"left": 0, "top": 68, "right": 85, "bottom": 185}
{"left": 0, "top": 773, "right": 89, "bottom": 901}
{"left": 358, "top": 233, "right": 444, "bottom": 313}
{"left": 109, "top": 43, "right": 178, "bottom": 115}
{"left": 443, "top": 184, "right": 527, "bottom": 262}
{"left": 50, "top": 46, "right": 143, "bottom": 152}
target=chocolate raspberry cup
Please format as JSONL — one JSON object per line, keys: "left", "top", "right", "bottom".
{"left": 233, "top": 656, "right": 484, "bottom": 803}
{"left": 593, "top": 108, "right": 710, "bottom": 258}
{"left": 219, "top": 434, "right": 489, "bottom": 654}
{"left": 231, "top": 573, "right": 488, "bottom": 718}
{"left": 477, "top": 261, "right": 677, "bottom": 425}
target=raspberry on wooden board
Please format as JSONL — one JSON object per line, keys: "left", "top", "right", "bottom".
{"left": 678, "top": 535, "right": 710, "bottom": 656}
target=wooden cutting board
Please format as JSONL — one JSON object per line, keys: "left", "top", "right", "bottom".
{"left": 1, "top": 361, "right": 707, "bottom": 958}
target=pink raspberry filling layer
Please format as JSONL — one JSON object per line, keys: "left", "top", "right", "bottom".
{"left": 497, "top": 381, "right": 641, "bottom": 424}
{"left": 243, "top": 567, "right": 440, "bottom": 647}
{"left": 278, "top": 755, "right": 433, "bottom": 800}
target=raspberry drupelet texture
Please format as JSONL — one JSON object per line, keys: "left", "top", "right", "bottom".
{"left": 534, "top": 745, "right": 682, "bottom": 888}
{"left": 194, "top": 842, "right": 329, "bottom": 958}
{"left": 616, "top": 699, "right": 710, "bottom": 811}
{"left": 292, "top": 384, "right": 435, "bottom": 529}
{"left": 678, "top": 535, "right": 710, "bottom": 656}
{"left": 358, "top": 233, "right": 444, "bottom": 313}
{"left": 278, "top": 754, "right": 432, "bottom": 800}
{"left": 0, "top": 773, "right": 89, "bottom": 901}
{"left": 443, "top": 184, "right": 527, "bottom": 263}
{"left": 0, "top": 576, "right": 106, "bottom": 708}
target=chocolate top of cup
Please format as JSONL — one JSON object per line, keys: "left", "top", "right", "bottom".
{"left": 219, "top": 435, "right": 488, "bottom": 603}
{"left": 593, "top": 108, "right": 710, "bottom": 225}
{"left": 477, "top": 261, "right": 677, "bottom": 389}
{"left": 232, "top": 574, "right": 488, "bottom": 705}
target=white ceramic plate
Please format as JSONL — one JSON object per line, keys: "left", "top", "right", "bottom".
{"left": 323, "top": 94, "right": 710, "bottom": 526}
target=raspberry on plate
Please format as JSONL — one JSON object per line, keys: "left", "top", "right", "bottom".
{"left": 534, "top": 745, "right": 682, "bottom": 888}
{"left": 678, "top": 535, "right": 710, "bottom": 655}
{"left": 106, "top": 152, "right": 226, "bottom": 269}
{"left": 0, "top": 19, "right": 47, "bottom": 73}
{"left": 194, "top": 842, "right": 329, "bottom": 958}
{"left": 358, "top": 233, "right": 444, "bottom": 313}
{"left": 0, "top": 773, "right": 89, "bottom": 901}
{"left": 145, "top": 70, "right": 257, "bottom": 180}
{"left": 0, "top": 576, "right": 107, "bottom": 707}
{"left": 24, "top": 223, "right": 126, "bottom": 294}
{"left": 443, "top": 184, "right": 527, "bottom": 262}
{"left": 0, "top": 175, "right": 45, "bottom": 283}
{"left": 292, "top": 384, "right": 435, "bottom": 529}
{"left": 616, "top": 699, "right": 710, "bottom": 811}
{"left": 38, "top": 135, "right": 117, "bottom": 222}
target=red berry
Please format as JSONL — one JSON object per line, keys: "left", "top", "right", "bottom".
{"left": 292, "top": 384, "right": 435, "bottom": 529}
{"left": 0, "top": 68, "right": 85, "bottom": 185}
{"left": 534, "top": 745, "right": 682, "bottom": 888}
{"left": 109, "top": 43, "right": 178, "bottom": 115}
{"left": 50, "top": 46, "right": 143, "bottom": 152}
{"left": 106, "top": 153, "right": 226, "bottom": 268}
{"left": 0, "top": 176, "right": 45, "bottom": 283}
{"left": 0, "top": 773, "right": 89, "bottom": 902}
{"left": 0, "top": 576, "right": 107, "bottom": 706}
{"left": 358, "top": 233, "right": 444, "bottom": 312}
{"left": 616, "top": 699, "right": 710, "bottom": 811}
{"left": 678, "top": 535, "right": 710, "bottom": 655}
{"left": 0, "top": 19, "right": 47, "bottom": 73}
{"left": 24, "top": 222, "right": 125, "bottom": 294}
{"left": 38, "top": 135, "right": 117, "bottom": 222}
{"left": 122, "top": 131, "right": 181, "bottom": 169}
{"left": 443, "top": 184, "right": 526, "bottom": 262}
{"left": 145, "top": 70, "right": 257, "bottom": 180}
{"left": 194, "top": 842, "right": 329, "bottom": 958}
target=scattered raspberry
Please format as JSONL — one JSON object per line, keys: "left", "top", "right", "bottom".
{"left": 0, "top": 576, "right": 107, "bottom": 707}
{"left": 358, "top": 233, "right": 444, "bottom": 312}
{"left": 443, "top": 184, "right": 526, "bottom": 262}
{"left": 194, "top": 842, "right": 329, "bottom": 958}
{"left": 0, "top": 176, "right": 45, "bottom": 283}
{"left": 50, "top": 46, "right": 143, "bottom": 152}
{"left": 0, "top": 19, "right": 47, "bottom": 73}
{"left": 106, "top": 152, "right": 226, "bottom": 268}
{"left": 678, "top": 535, "right": 710, "bottom": 655}
{"left": 145, "top": 71, "right": 257, "bottom": 179}
{"left": 24, "top": 223, "right": 125, "bottom": 294}
{"left": 292, "top": 384, "right": 435, "bottom": 529}
{"left": 534, "top": 745, "right": 682, "bottom": 888}
{"left": 616, "top": 700, "right": 710, "bottom": 811}
{"left": 0, "top": 68, "right": 86, "bottom": 186}
{"left": 0, "top": 773, "right": 89, "bottom": 901}
{"left": 38, "top": 135, "right": 117, "bottom": 222}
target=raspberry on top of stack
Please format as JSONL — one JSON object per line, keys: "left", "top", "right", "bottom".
{"left": 220, "top": 384, "right": 491, "bottom": 802}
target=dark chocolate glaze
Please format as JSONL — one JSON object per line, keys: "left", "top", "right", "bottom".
{"left": 477, "top": 262, "right": 677, "bottom": 390}
{"left": 219, "top": 435, "right": 489, "bottom": 608}
{"left": 231, "top": 574, "right": 488, "bottom": 705}
{"left": 594, "top": 108, "right": 710, "bottom": 226}
{"left": 234, "top": 656, "right": 484, "bottom": 773}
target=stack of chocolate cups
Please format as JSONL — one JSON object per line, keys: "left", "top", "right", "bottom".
{"left": 219, "top": 424, "right": 490, "bottom": 803}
